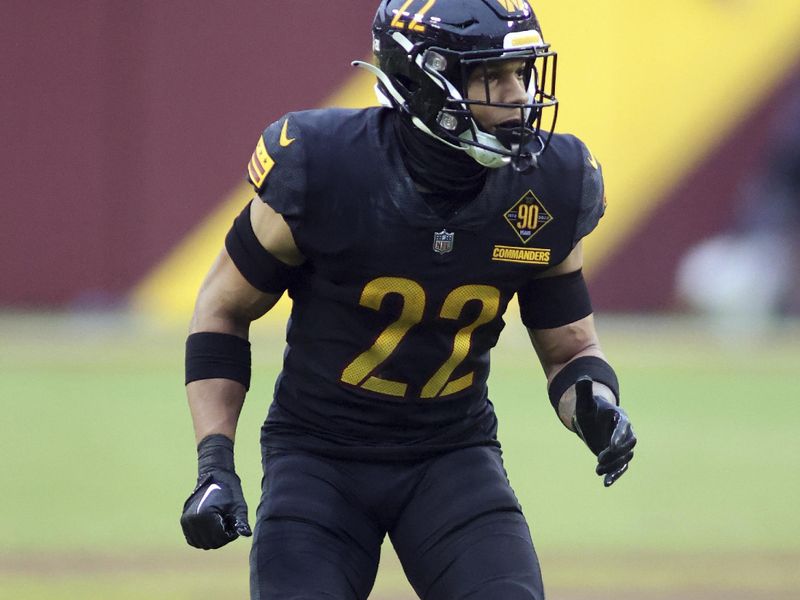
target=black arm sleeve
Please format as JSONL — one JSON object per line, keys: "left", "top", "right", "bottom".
{"left": 517, "top": 269, "right": 593, "bottom": 329}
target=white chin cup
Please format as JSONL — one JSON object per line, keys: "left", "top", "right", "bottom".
{"left": 460, "top": 129, "right": 512, "bottom": 169}
{"left": 412, "top": 117, "right": 511, "bottom": 169}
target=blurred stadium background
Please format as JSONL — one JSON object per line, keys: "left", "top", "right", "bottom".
{"left": 1, "top": 1, "right": 799, "bottom": 599}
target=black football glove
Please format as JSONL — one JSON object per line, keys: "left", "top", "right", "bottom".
{"left": 573, "top": 377, "right": 637, "bottom": 487}
{"left": 180, "top": 434, "right": 252, "bottom": 550}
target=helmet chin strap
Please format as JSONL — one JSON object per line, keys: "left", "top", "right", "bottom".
{"left": 460, "top": 131, "right": 512, "bottom": 168}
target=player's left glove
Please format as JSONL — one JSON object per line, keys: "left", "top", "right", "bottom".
{"left": 573, "top": 377, "right": 637, "bottom": 487}
{"left": 180, "top": 434, "right": 252, "bottom": 550}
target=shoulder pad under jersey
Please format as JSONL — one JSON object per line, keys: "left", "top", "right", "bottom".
{"left": 569, "top": 135, "right": 606, "bottom": 245}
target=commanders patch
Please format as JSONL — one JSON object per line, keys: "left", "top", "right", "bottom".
{"left": 492, "top": 245, "right": 551, "bottom": 265}
{"left": 247, "top": 136, "right": 274, "bottom": 190}
{"left": 503, "top": 190, "right": 553, "bottom": 244}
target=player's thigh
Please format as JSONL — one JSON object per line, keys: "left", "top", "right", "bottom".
{"left": 390, "top": 446, "right": 544, "bottom": 600}
{"left": 250, "top": 451, "right": 384, "bottom": 600}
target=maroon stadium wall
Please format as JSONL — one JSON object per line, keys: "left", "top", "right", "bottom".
{"left": 0, "top": 1, "right": 370, "bottom": 306}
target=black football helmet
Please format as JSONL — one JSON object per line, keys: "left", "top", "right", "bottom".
{"left": 354, "top": 0, "right": 558, "bottom": 170}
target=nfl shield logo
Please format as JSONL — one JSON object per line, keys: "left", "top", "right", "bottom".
{"left": 433, "top": 230, "right": 455, "bottom": 254}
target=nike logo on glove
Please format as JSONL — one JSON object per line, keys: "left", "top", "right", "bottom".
{"left": 196, "top": 483, "right": 222, "bottom": 513}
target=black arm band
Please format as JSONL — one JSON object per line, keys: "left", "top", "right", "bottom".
{"left": 518, "top": 269, "right": 593, "bottom": 329}
{"left": 185, "top": 332, "right": 251, "bottom": 390}
{"left": 548, "top": 355, "right": 619, "bottom": 411}
{"left": 224, "top": 202, "right": 299, "bottom": 294}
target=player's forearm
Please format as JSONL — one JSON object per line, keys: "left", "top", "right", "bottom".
{"left": 529, "top": 316, "right": 618, "bottom": 431}
{"left": 529, "top": 317, "right": 603, "bottom": 380}
{"left": 185, "top": 298, "right": 257, "bottom": 445}
{"left": 187, "top": 378, "right": 246, "bottom": 444}
{"left": 184, "top": 321, "right": 251, "bottom": 444}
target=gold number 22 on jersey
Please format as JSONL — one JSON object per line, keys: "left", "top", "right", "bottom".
{"left": 340, "top": 277, "right": 501, "bottom": 399}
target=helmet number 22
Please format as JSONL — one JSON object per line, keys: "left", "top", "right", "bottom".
{"left": 340, "top": 277, "right": 501, "bottom": 399}
{"left": 390, "top": 0, "right": 437, "bottom": 32}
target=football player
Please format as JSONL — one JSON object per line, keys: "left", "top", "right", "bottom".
{"left": 180, "top": 1, "right": 637, "bottom": 598}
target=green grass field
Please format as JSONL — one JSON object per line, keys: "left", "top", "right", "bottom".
{"left": 1, "top": 312, "right": 798, "bottom": 599}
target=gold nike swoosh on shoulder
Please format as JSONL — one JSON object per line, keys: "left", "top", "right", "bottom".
{"left": 279, "top": 119, "right": 295, "bottom": 147}
{"left": 587, "top": 153, "right": 598, "bottom": 170}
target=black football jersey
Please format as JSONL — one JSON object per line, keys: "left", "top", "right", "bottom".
{"left": 245, "top": 107, "right": 605, "bottom": 459}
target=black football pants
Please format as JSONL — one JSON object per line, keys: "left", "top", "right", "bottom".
{"left": 249, "top": 445, "right": 544, "bottom": 600}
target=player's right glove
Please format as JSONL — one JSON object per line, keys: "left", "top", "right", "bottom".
{"left": 180, "top": 434, "right": 252, "bottom": 550}
{"left": 573, "top": 377, "right": 637, "bottom": 488}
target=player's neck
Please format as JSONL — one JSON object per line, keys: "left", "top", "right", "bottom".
{"left": 392, "top": 112, "right": 487, "bottom": 200}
